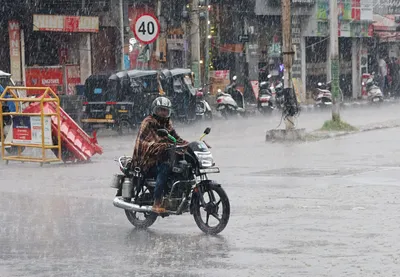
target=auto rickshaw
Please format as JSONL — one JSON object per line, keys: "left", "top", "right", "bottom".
{"left": 82, "top": 70, "right": 163, "bottom": 135}
{"left": 81, "top": 72, "right": 115, "bottom": 132}
{"left": 160, "top": 68, "right": 197, "bottom": 122}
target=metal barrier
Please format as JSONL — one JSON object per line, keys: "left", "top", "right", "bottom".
{"left": 0, "top": 87, "right": 62, "bottom": 166}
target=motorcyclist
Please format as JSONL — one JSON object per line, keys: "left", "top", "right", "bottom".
{"left": 131, "top": 96, "right": 188, "bottom": 214}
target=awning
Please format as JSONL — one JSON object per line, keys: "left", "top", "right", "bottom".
{"left": 372, "top": 14, "right": 400, "bottom": 42}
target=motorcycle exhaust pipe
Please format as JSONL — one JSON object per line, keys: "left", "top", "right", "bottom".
{"left": 113, "top": 197, "right": 152, "bottom": 213}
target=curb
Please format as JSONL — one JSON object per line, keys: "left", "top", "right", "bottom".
{"left": 299, "top": 98, "right": 399, "bottom": 113}
{"left": 305, "top": 119, "right": 400, "bottom": 142}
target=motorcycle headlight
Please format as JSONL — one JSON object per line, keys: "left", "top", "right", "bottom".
{"left": 194, "top": 151, "right": 214, "bottom": 168}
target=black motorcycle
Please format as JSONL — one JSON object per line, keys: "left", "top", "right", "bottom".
{"left": 111, "top": 127, "right": 230, "bottom": 235}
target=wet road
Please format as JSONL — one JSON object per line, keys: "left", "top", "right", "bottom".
{"left": 1, "top": 105, "right": 400, "bottom": 276}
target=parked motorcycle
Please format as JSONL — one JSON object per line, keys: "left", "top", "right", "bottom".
{"left": 314, "top": 82, "right": 333, "bottom": 107}
{"left": 314, "top": 81, "right": 344, "bottom": 107}
{"left": 273, "top": 76, "right": 285, "bottom": 110}
{"left": 111, "top": 127, "right": 230, "bottom": 235}
{"left": 363, "top": 73, "right": 384, "bottom": 103}
{"left": 216, "top": 76, "right": 246, "bottom": 119}
{"left": 257, "top": 79, "right": 274, "bottom": 114}
{"left": 195, "top": 88, "right": 213, "bottom": 120}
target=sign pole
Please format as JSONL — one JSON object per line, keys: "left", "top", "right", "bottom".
{"left": 330, "top": 0, "right": 341, "bottom": 121}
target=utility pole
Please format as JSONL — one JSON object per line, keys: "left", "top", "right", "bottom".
{"left": 329, "top": 0, "right": 340, "bottom": 121}
{"left": 191, "top": 0, "right": 201, "bottom": 88}
{"left": 281, "top": 0, "right": 295, "bottom": 130}
{"left": 204, "top": 5, "right": 210, "bottom": 89}
{"left": 119, "top": 0, "right": 125, "bottom": 70}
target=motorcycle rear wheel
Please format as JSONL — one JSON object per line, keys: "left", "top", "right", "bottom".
{"left": 193, "top": 183, "right": 230, "bottom": 235}
{"left": 124, "top": 188, "right": 157, "bottom": 229}
{"left": 125, "top": 210, "right": 157, "bottom": 229}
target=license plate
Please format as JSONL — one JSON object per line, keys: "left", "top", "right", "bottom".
{"left": 261, "top": 103, "right": 269, "bottom": 107}
{"left": 373, "top": 98, "right": 380, "bottom": 102}
{"left": 82, "top": 106, "right": 86, "bottom": 112}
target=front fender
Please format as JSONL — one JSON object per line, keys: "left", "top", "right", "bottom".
{"left": 190, "top": 180, "right": 221, "bottom": 214}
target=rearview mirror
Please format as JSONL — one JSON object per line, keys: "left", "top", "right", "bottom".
{"left": 157, "top": 129, "right": 169, "bottom": 137}
{"left": 204, "top": 127, "right": 211, "bottom": 135}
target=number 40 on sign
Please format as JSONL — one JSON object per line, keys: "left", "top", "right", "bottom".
{"left": 133, "top": 14, "right": 160, "bottom": 45}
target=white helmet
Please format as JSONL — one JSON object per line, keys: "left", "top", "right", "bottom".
{"left": 151, "top": 96, "right": 172, "bottom": 118}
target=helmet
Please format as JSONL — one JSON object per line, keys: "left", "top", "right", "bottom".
{"left": 151, "top": 96, "right": 172, "bottom": 118}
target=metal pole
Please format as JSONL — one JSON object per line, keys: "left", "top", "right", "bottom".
{"left": 119, "top": 0, "right": 125, "bottom": 70}
{"left": 329, "top": 0, "right": 341, "bottom": 121}
{"left": 204, "top": 6, "right": 210, "bottom": 89}
{"left": 191, "top": 0, "right": 201, "bottom": 88}
{"left": 281, "top": 0, "right": 294, "bottom": 130}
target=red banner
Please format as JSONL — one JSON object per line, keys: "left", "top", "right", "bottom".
{"left": 25, "top": 67, "right": 63, "bottom": 95}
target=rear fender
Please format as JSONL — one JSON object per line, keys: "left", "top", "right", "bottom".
{"left": 190, "top": 180, "right": 221, "bottom": 214}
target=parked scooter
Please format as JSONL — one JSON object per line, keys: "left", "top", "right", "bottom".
{"left": 216, "top": 76, "right": 246, "bottom": 118}
{"left": 273, "top": 76, "right": 285, "bottom": 110}
{"left": 257, "top": 77, "right": 274, "bottom": 114}
{"left": 314, "top": 81, "right": 344, "bottom": 107}
{"left": 363, "top": 72, "right": 384, "bottom": 103}
{"left": 195, "top": 88, "right": 212, "bottom": 120}
{"left": 314, "top": 81, "right": 333, "bottom": 107}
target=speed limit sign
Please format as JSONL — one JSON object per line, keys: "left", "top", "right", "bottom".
{"left": 133, "top": 14, "right": 160, "bottom": 44}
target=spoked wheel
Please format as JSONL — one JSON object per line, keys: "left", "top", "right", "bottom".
{"left": 193, "top": 183, "right": 230, "bottom": 235}
{"left": 125, "top": 210, "right": 157, "bottom": 229}
{"left": 124, "top": 188, "right": 157, "bottom": 229}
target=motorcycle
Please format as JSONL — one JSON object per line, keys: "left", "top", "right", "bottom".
{"left": 195, "top": 88, "right": 213, "bottom": 120}
{"left": 216, "top": 76, "right": 246, "bottom": 119}
{"left": 314, "top": 82, "right": 333, "bottom": 107}
{"left": 111, "top": 127, "right": 230, "bottom": 235}
{"left": 273, "top": 77, "right": 285, "bottom": 110}
{"left": 314, "top": 81, "right": 344, "bottom": 107}
{"left": 257, "top": 80, "right": 274, "bottom": 114}
{"left": 363, "top": 73, "right": 384, "bottom": 103}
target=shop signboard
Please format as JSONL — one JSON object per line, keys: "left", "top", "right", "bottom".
{"left": 66, "top": 65, "right": 81, "bottom": 95}
{"left": 33, "top": 15, "right": 99, "bottom": 33}
{"left": 25, "top": 66, "right": 63, "bottom": 95}
{"left": 8, "top": 20, "right": 22, "bottom": 83}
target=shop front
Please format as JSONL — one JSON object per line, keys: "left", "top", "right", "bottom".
{"left": 23, "top": 14, "right": 99, "bottom": 95}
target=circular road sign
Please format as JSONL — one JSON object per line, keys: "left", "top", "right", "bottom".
{"left": 133, "top": 14, "right": 160, "bottom": 45}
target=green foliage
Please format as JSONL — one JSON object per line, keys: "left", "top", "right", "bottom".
{"left": 320, "top": 119, "right": 358, "bottom": 132}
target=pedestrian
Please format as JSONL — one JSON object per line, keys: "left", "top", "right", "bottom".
{"left": 378, "top": 56, "right": 388, "bottom": 95}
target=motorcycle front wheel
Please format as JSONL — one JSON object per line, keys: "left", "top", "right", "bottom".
{"left": 192, "top": 183, "right": 230, "bottom": 235}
